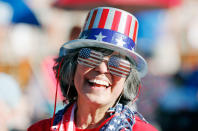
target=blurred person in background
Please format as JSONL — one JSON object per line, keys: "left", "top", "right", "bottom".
{"left": 28, "top": 7, "right": 158, "bottom": 131}
{"left": 154, "top": 1, "right": 198, "bottom": 130}
{"left": 156, "top": 53, "right": 198, "bottom": 131}
{"left": 0, "top": 73, "right": 30, "bottom": 131}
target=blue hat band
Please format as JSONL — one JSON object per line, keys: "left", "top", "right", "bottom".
{"left": 79, "top": 28, "right": 135, "bottom": 51}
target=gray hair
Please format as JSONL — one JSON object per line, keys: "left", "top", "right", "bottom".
{"left": 53, "top": 48, "right": 141, "bottom": 109}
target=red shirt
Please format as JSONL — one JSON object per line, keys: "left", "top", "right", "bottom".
{"left": 28, "top": 116, "right": 158, "bottom": 131}
{"left": 28, "top": 103, "right": 158, "bottom": 131}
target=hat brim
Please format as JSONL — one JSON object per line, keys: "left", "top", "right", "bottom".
{"left": 61, "top": 39, "right": 147, "bottom": 78}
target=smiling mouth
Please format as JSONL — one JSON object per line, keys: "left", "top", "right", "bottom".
{"left": 88, "top": 79, "right": 111, "bottom": 88}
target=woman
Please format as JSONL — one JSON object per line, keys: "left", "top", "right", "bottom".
{"left": 28, "top": 7, "right": 158, "bottom": 131}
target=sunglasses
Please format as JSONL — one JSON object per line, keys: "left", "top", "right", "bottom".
{"left": 77, "top": 48, "right": 131, "bottom": 77}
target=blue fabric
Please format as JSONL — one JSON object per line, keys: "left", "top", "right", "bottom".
{"left": 159, "top": 86, "right": 198, "bottom": 112}
{"left": 53, "top": 103, "right": 147, "bottom": 130}
{"left": 79, "top": 28, "right": 135, "bottom": 50}
{"left": 0, "top": 0, "right": 41, "bottom": 26}
{"left": 53, "top": 102, "right": 73, "bottom": 125}
{"left": 135, "top": 10, "right": 166, "bottom": 57}
{"left": 101, "top": 104, "right": 135, "bottom": 131}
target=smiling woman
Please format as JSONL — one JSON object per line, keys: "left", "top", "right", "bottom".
{"left": 28, "top": 7, "right": 158, "bottom": 131}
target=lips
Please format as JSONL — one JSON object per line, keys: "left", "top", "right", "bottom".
{"left": 88, "top": 79, "right": 111, "bottom": 88}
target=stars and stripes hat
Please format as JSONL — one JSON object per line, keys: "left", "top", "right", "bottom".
{"left": 59, "top": 7, "right": 147, "bottom": 78}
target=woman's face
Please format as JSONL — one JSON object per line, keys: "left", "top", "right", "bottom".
{"left": 74, "top": 51, "right": 128, "bottom": 106}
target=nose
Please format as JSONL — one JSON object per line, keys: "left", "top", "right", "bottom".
{"left": 94, "top": 58, "right": 109, "bottom": 74}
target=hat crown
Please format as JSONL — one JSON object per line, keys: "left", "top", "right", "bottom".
{"left": 79, "top": 7, "right": 139, "bottom": 51}
{"left": 60, "top": 7, "right": 147, "bottom": 78}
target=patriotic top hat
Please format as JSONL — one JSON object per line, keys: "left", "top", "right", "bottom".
{"left": 59, "top": 7, "right": 147, "bottom": 78}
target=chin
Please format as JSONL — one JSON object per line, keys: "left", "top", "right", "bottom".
{"left": 85, "top": 94, "right": 113, "bottom": 107}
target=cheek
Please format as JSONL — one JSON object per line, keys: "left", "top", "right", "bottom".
{"left": 112, "top": 77, "right": 126, "bottom": 95}
{"left": 74, "top": 65, "right": 92, "bottom": 85}
{"left": 112, "top": 76, "right": 126, "bottom": 86}
{"left": 74, "top": 66, "right": 84, "bottom": 86}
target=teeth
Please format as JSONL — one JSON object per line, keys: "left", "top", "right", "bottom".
{"left": 89, "top": 79, "right": 109, "bottom": 86}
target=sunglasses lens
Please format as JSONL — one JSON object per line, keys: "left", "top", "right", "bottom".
{"left": 78, "top": 48, "right": 131, "bottom": 77}
{"left": 108, "top": 56, "right": 131, "bottom": 77}
{"left": 77, "top": 48, "right": 103, "bottom": 68}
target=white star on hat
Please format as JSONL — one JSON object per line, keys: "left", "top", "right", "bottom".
{"left": 116, "top": 37, "right": 126, "bottom": 47}
{"left": 81, "top": 34, "right": 88, "bottom": 39}
{"left": 94, "top": 32, "right": 106, "bottom": 41}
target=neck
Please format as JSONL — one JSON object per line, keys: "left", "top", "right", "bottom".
{"left": 75, "top": 99, "right": 113, "bottom": 129}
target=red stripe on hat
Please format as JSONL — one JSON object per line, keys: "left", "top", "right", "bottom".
{"left": 98, "top": 9, "right": 109, "bottom": 28}
{"left": 83, "top": 12, "right": 90, "bottom": 30}
{"left": 124, "top": 15, "right": 132, "bottom": 36}
{"left": 88, "top": 10, "right": 98, "bottom": 29}
{"left": 111, "top": 11, "right": 121, "bottom": 31}
{"left": 133, "top": 20, "right": 138, "bottom": 42}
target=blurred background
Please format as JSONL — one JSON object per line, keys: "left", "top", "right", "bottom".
{"left": 0, "top": 0, "right": 198, "bottom": 131}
